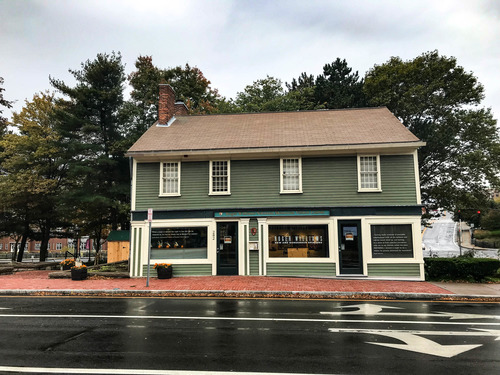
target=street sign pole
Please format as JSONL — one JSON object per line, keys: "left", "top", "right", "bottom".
{"left": 458, "top": 219, "right": 462, "bottom": 256}
{"left": 146, "top": 208, "right": 153, "bottom": 287}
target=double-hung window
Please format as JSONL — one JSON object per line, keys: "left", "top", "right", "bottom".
{"left": 210, "top": 160, "right": 230, "bottom": 195}
{"left": 280, "top": 158, "right": 302, "bottom": 193}
{"left": 358, "top": 155, "right": 381, "bottom": 192}
{"left": 160, "top": 162, "right": 181, "bottom": 196}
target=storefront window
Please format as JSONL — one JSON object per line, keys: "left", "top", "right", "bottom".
{"left": 268, "top": 225, "right": 329, "bottom": 258}
{"left": 151, "top": 227, "right": 208, "bottom": 259}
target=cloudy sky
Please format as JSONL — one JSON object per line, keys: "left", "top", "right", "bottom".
{"left": 1, "top": 0, "right": 499, "bottom": 120}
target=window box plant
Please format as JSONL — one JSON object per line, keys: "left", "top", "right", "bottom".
{"left": 71, "top": 265, "right": 88, "bottom": 281}
{"left": 60, "top": 258, "right": 75, "bottom": 270}
{"left": 154, "top": 263, "right": 173, "bottom": 279}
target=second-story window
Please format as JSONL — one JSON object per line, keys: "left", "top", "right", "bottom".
{"left": 160, "top": 162, "right": 181, "bottom": 196}
{"left": 281, "top": 158, "right": 302, "bottom": 193}
{"left": 210, "top": 160, "right": 230, "bottom": 195}
{"left": 358, "top": 155, "right": 381, "bottom": 191}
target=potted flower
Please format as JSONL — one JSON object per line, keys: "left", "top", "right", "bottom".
{"left": 71, "top": 264, "right": 88, "bottom": 281}
{"left": 60, "top": 258, "right": 75, "bottom": 270}
{"left": 154, "top": 263, "right": 173, "bottom": 279}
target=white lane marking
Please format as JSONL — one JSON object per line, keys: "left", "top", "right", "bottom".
{"left": 1, "top": 314, "right": 500, "bottom": 326}
{"left": 0, "top": 307, "right": 11, "bottom": 310}
{"left": 0, "top": 367, "right": 332, "bottom": 374}
{"left": 321, "top": 304, "right": 500, "bottom": 320}
{"left": 334, "top": 304, "right": 403, "bottom": 315}
{"left": 328, "top": 328, "right": 500, "bottom": 358}
{"left": 367, "top": 332, "right": 481, "bottom": 358}
{"left": 328, "top": 328, "right": 500, "bottom": 338}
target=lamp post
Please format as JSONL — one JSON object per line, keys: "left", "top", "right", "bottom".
{"left": 74, "top": 226, "right": 80, "bottom": 260}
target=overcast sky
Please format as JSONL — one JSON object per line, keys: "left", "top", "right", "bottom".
{"left": 1, "top": 0, "right": 499, "bottom": 121}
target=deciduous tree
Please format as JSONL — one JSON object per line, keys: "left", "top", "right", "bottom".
{"left": 364, "top": 51, "right": 500, "bottom": 210}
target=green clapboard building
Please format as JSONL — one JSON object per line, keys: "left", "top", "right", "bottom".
{"left": 126, "top": 84, "right": 426, "bottom": 280}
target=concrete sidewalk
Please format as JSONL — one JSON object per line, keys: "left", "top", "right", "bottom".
{"left": 0, "top": 270, "right": 499, "bottom": 301}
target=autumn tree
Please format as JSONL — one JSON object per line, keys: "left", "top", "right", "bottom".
{"left": 125, "top": 57, "right": 221, "bottom": 136}
{"left": 364, "top": 51, "right": 500, "bottom": 211}
{"left": 0, "top": 92, "right": 69, "bottom": 261}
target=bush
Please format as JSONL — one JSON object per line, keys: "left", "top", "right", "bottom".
{"left": 425, "top": 257, "right": 500, "bottom": 281}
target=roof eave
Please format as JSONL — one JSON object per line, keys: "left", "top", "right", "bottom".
{"left": 126, "top": 141, "right": 426, "bottom": 161}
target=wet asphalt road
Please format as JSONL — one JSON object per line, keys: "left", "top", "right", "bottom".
{"left": 0, "top": 297, "right": 499, "bottom": 374}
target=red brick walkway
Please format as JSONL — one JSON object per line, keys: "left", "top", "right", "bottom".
{"left": 0, "top": 270, "right": 451, "bottom": 294}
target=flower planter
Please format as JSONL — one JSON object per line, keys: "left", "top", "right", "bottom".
{"left": 71, "top": 268, "right": 88, "bottom": 281}
{"left": 156, "top": 267, "right": 173, "bottom": 279}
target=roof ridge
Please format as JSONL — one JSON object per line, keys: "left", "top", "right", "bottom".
{"left": 181, "top": 106, "right": 388, "bottom": 117}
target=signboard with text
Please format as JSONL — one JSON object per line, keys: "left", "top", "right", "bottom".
{"left": 371, "top": 224, "right": 413, "bottom": 258}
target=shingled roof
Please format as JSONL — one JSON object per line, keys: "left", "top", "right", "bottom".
{"left": 127, "top": 107, "right": 421, "bottom": 155}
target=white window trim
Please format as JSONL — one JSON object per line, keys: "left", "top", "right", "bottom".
{"left": 357, "top": 155, "right": 382, "bottom": 192}
{"left": 159, "top": 161, "right": 181, "bottom": 197}
{"left": 209, "top": 160, "right": 231, "bottom": 195}
{"left": 280, "top": 157, "right": 303, "bottom": 194}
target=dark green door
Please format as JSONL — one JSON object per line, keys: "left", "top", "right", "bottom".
{"left": 338, "top": 220, "right": 363, "bottom": 274}
{"left": 217, "top": 222, "right": 238, "bottom": 275}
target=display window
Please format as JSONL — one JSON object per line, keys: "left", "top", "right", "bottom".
{"left": 151, "top": 227, "right": 208, "bottom": 259}
{"left": 268, "top": 224, "right": 329, "bottom": 258}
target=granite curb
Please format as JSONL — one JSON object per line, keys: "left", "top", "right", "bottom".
{"left": 0, "top": 289, "right": 499, "bottom": 302}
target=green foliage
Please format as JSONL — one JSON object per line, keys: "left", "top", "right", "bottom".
{"left": 235, "top": 75, "right": 285, "bottom": 112}
{"left": 50, "top": 52, "right": 130, "bottom": 253}
{"left": 480, "top": 210, "right": 500, "bottom": 231}
{"left": 315, "top": 58, "right": 367, "bottom": 108}
{"left": 425, "top": 257, "right": 500, "bottom": 281}
{"left": 0, "top": 92, "right": 69, "bottom": 260}
{"left": 474, "top": 229, "right": 500, "bottom": 239}
{"left": 0, "top": 77, "right": 13, "bottom": 139}
{"left": 364, "top": 51, "right": 500, "bottom": 211}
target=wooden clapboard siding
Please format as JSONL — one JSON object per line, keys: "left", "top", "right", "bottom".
{"left": 135, "top": 155, "right": 417, "bottom": 211}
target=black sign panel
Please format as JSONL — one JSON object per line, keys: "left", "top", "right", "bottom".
{"left": 371, "top": 224, "right": 413, "bottom": 258}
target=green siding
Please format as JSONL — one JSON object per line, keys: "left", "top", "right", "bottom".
{"left": 249, "top": 251, "right": 260, "bottom": 275}
{"left": 266, "top": 263, "right": 336, "bottom": 276}
{"left": 143, "top": 264, "right": 212, "bottom": 276}
{"left": 367, "top": 263, "right": 421, "bottom": 277}
{"left": 135, "top": 155, "right": 417, "bottom": 210}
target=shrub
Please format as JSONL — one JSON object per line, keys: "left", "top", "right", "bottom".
{"left": 425, "top": 257, "right": 500, "bottom": 281}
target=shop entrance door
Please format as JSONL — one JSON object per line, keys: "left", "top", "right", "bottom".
{"left": 338, "top": 220, "right": 363, "bottom": 274}
{"left": 217, "top": 222, "right": 238, "bottom": 275}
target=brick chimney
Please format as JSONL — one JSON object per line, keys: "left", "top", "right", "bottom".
{"left": 158, "top": 84, "right": 176, "bottom": 125}
{"left": 174, "top": 101, "right": 188, "bottom": 116}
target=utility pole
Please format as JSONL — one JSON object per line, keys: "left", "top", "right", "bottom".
{"left": 458, "top": 219, "right": 462, "bottom": 256}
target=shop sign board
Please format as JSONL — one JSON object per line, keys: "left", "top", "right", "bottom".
{"left": 371, "top": 224, "right": 413, "bottom": 258}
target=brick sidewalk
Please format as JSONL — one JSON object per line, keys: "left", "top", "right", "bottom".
{"left": 0, "top": 270, "right": 450, "bottom": 294}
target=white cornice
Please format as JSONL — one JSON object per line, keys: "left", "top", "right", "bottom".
{"left": 126, "top": 141, "right": 426, "bottom": 162}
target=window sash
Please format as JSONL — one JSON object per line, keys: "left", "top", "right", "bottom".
{"left": 281, "top": 158, "right": 301, "bottom": 192}
{"left": 211, "top": 161, "right": 229, "bottom": 193}
{"left": 359, "top": 156, "right": 380, "bottom": 190}
{"left": 161, "top": 162, "right": 180, "bottom": 195}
